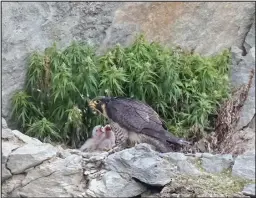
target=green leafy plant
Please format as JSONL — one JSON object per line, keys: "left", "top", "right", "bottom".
{"left": 11, "top": 35, "right": 231, "bottom": 147}
{"left": 26, "top": 117, "right": 61, "bottom": 142}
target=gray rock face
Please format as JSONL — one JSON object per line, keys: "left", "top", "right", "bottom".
{"left": 105, "top": 143, "right": 178, "bottom": 186}
{"left": 231, "top": 46, "right": 244, "bottom": 65}
{"left": 2, "top": 128, "right": 43, "bottom": 147}
{"left": 86, "top": 171, "right": 146, "bottom": 197}
{"left": 159, "top": 152, "right": 188, "bottom": 162}
{"left": 176, "top": 160, "right": 202, "bottom": 176}
{"left": 2, "top": 138, "right": 256, "bottom": 198}
{"left": 244, "top": 17, "right": 255, "bottom": 52}
{"left": 54, "top": 145, "right": 72, "bottom": 159}
{"left": 232, "top": 10, "right": 255, "bottom": 130}
{"left": 232, "top": 151, "right": 255, "bottom": 180}
{"left": 159, "top": 152, "right": 202, "bottom": 176}
{"left": 2, "top": 174, "right": 26, "bottom": 197}
{"left": 101, "top": 2, "right": 255, "bottom": 55}
{"left": 11, "top": 130, "right": 42, "bottom": 145}
{"left": 201, "top": 154, "right": 234, "bottom": 173}
{"left": 231, "top": 10, "right": 255, "bottom": 131}
{"left": 2, "top": 2, "right": 122, "bottom": 119}
{"left": 7, "top": 143, "right": 58, "bottom": 174}
{"left": 242, "top": 184, "right": 255, "bottom": 197}
{"left": 220, "top": 127, "right": 255, "bottom": 155}
{"left": 141, "top": 190, "right": 160, "bottom": 198}
{"left": 2, "top": 115, "right": 255, "bottom": 198}
{"left": 2, "top": 2, "right": 255, "bottom": 122}
{"left": 12, "top": 155, "right": 84, "bottom": 197}
{"left": 2, "top": 128, "right": 15, "bottom": 140}
{"left": 2, "top": 165, "right": 12, "bottom": 181}
{"left": 231, "top": 45, "right": 255, "bottom": 130}
{"left": 2, "top": 141, "right": 21, "bottom": 164}
{"left": 2, "top": 117, "right": 8, "bottom": 129}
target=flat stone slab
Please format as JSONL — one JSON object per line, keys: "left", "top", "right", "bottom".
{"left": 232, "top": 151, "right": 255, "bottom": 181}
{"left": 7, "top": 143, "right": 57, "bottom": 174}
{"left": 242, "top": 184, "right": 255, "bottom": 197}
{"left": 86, "top": 171, "right": 146, "bottom": 197}
{"left": 105, "top": 143, "right": 178, "bottom": 186}
{"left": 201, "top": 154, "right": 233, "bottom": 173}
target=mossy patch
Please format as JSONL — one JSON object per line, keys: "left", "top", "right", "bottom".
{"left": 194, "top": 158, "right": 204, "bottom": 171}
{"left": 162, "top": 170, "right": 254, "bottom": 197}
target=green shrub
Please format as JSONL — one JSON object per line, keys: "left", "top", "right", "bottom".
{"left": 11, "top": 35, "right": 231, "bottom": 147}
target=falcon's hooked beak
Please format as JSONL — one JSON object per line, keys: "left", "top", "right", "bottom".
{"left": 89, "top": 100, "right": 100, "bottom": 114}
{"left": 88, "top": 97, "right": 109, "bottom": 118}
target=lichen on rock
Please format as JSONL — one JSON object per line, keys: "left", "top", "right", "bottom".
{"left": 160, "top": 171, "right": 254, "bottom": 197}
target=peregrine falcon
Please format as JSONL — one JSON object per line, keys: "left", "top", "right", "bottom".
{"left": 89, "top": 96, "right": 191, "bottom": 153}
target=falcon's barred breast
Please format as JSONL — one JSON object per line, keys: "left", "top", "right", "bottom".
{"left": 89, "top": 96, "right": 190, "bottom": 153}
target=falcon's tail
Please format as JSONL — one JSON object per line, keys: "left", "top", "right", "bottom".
{"left": 163, "top": 130, "right": 192, "bottom": 146}
{"left": 139, "top": 127, "right": 191, "bottom": 151}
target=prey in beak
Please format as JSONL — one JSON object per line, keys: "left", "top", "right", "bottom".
{"left": 89, "top": 100, "right": 98, "bottom": 115}
{"left": 88, "top": 96, "right": 110, "bottom": 118}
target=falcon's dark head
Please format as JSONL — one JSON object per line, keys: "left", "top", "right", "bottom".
{"left": 89, "top": 96, "right": 112, "bottom": 118}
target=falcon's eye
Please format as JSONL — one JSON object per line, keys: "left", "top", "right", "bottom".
{"left": 95, "top": 100, "right": 100, "bottom": 104}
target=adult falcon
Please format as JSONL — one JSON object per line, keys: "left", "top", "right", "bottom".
{"left": 89, "top": 96, "right": 191, "bottom": 153}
